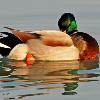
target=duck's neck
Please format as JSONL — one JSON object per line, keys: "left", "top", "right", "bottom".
{"left": 68, "top": 30, "right": 78, "bottom": 36}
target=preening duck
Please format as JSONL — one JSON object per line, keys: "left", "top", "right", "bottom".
{"left": 0, "top": 13, "right": 99, "bottom": 62}
{"left": 58, "top": 13, "right": 99, "bottom": 60}
{"left": 0, "top": 27, "right": 79, "bottom": 62}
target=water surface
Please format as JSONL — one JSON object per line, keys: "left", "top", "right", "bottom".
{"left": 0, "top": 59, "right": 100, "bottom": 100}
{"left": 0, "top": 0, "right": 100, "bottom": 100}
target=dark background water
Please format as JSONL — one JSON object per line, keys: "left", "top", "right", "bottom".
{"left": 0, "top": 0, "right": 100, "bottom": 100}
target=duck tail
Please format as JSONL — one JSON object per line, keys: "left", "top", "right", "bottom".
{"left": 0, "top": 32, "right": 22, "bottom": 56}
{"left": 0, "top": 32, "right": 22, "bottom": 46}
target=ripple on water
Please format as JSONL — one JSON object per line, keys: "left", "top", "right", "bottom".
{"left": 0, "top": 58, "right": 100, "bottom": 99}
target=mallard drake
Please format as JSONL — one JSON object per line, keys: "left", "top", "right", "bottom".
{"left": 58, "top": 13, "right": 99, "bottom": 60}
{"left": 0, "top": 27, "right": 79, "bottom": 61}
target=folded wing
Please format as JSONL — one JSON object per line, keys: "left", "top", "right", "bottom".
{"left": 4, "top": 27, "right": 73, "bottom": 47}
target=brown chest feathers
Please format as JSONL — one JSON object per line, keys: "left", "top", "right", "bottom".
{"left": 71, "top": 32, "right": 99, "bottom": 60}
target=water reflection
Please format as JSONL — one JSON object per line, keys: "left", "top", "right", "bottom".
{"left": 0, "top": 59, "right": 99, "bottom": 99}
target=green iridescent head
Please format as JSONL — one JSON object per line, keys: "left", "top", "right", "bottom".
{"left": 58, "top": 13, "right": 77, "bottom": 35}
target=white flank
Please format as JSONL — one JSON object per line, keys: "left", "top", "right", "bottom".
{"left": 7, "top": 44, "right": 29, "bottom": 60}
{"left": 0, "top": 42, "right": 11, "bottom": 49}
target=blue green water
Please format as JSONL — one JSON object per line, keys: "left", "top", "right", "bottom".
{"left": 0, "top": 0, "right": 100, "bottom": 100}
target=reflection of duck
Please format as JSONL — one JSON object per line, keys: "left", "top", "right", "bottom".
{"left": 58, "top": 13, "right": 99, "bottom": 60}
{"left": 8, "top": 60, "right": 99, "bottom": 78}
{"left": 0, "top": 60, "right": 99, "bottom": 96}
{"left": 0, "top": 27, "right": 79, "bottom": 61}
{"left": 62, "top": 82, "right": 78, "bottom": 95}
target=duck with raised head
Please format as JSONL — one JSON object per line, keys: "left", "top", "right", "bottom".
{"left": 58, "top": 13, "right": 99, "bottom": 60}
{"left": 0, "top": 27, "right": 79, "bottom": 62}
